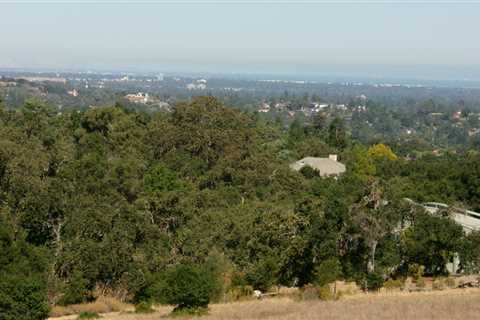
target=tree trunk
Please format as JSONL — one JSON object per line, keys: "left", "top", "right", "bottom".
{"left": 367, "top": 240, "right": 378, "bottom": 274}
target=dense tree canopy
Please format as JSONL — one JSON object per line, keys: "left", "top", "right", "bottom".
{"left": 1, "top": 96, "right": 479, "bottom": 317}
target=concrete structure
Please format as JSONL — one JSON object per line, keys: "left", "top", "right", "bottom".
{"left": 125, "top": 92, "right": 149, "bottom": 104}
{"left": 290, "top": 155, "right": 346, "bottom": 177}
{"left": 421, "top": 202, "right": 480, "bottom": 234}
{"left": 417, "top": 201, "right": 480, "bottom": 274}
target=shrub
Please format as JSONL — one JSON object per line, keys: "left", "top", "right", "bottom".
{"left": 408, "top": 264, "right": 425, "bottom": 281}
{"left": 77, "top": 311, "right": 100, "bottom": 319}
{"left": 300, "top": 166, "right": 319, "bottom": 179}
{"left": 58, "top": 271, "right": 94, "bottom": 306}
{"left": 365, "top": 272, "right": 384, "bottom": 291}
{"left": 158, "top": 264, "right": 219, "bottom": 313}
{"left": 0, "top": 274, "right": 50, "bottom": 320}
{"left": 432, "top": 278, "right": 445, "bottom": 290}
{"left": 314, "top": 258, "right": 343, "bottom": 287}
{"left": 245, "top": 256, "right": 279, "bottom": 292}
{"left": 226, "top": 285, "right": 254, "bottom": 301}
{"left": 318, "top": 285, "right": 335, "bottom": 301}
{"left": 135, "top": 301, "right": 154, "bottom": 314}
{"left": 445, "top": 277, "right": 456, "bottom": 288}
{"left": 383, "top": 279, "right": 404, "bottom": 290}
{"left": 416, "top": 277, "right": 426, "bottom": 288}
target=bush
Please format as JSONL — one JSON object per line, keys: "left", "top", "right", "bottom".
{"left": 0, "top": 274, "right": 50, "bottom": 320}
{"left": 135, "top": 301, "right": 154, "bottom": 314}
{"left": 408, "top": 264, "right": 425, "bottom": 281}
{"left": 77, "top": 311, "right": 100, "bottom": 319}
{"left": 245, "top": 256, "right": 279, "bottom": 292}
{"left": 416, "top": 277, "right": 426, "bottom": 288}
{"left": 314, "top": 258, "right": 342, "bottom": 287}
{"left": 226, "top": 285, "right": 254, "bottom": 301}
{"left": 157, "top": 264, "right": 219, "bottom": 313}
{"left": 445, "top": 277, "right": 456, "bottom": 288}
{"left": 432, "top": 278, "right": 445, "bottom": 290}
{"left": 383, "top": 279, "right": 404, "bottom": 290}
{"left": 365, "top": 272, "right": 384, "bottom": 291}
{"left": 58, "top": 271, "right": 95, "bottom": 306}
{"left": 300, "top": 166, "right": 319, "bottom": 179}
{"left": 318, "top": 285, "right": 335, "bottom": 301}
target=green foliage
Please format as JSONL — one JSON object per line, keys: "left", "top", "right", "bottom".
{"left": 416, "top": 277, "right": 426, "bottom": 288}
{"left": 328, "top": 117, "right": 347, "bottom": 149}
{"left": 135, "top": 301, "right": 154, "bottom": 314}
{"left": 77, "top": 311, "right": 101, "bottom": 319}
{"left": 0, "top": 215, "right": 49, "bottom": 320}
{"left": 460, "top": 230, "right": 480, "bottom": 273}
{"left": 144, "top": 164, "right": 183, "bottom": 193}
{"left": 313, "top": 258, "right": 342, "bottom": 287}
{"left": 299, "top": 165, "right": 319, "bottom": 179}
{"left": 245, "top": 256, "right": 280, "bottom": 292}
{"left": 317, "top": 285, "right": 335, "bottom": 301}
{"left": 407, "top": 263, "right": 425, "bottom": 280}
{"left": 58, "top": 271, "right": 94, "bottom": 306}
{"left": 156, "top": 264, "right": 220, "bottom": 311}
{"left": 367, "top": 143, "right": 398, "bottom": 161}
{"left": 402, "top": 213, "right": 464, "bottom": 275}
{"left": 225, "top": 286, "right": 254, "bottom": 302}
{"left": 0, "top": 96, "right": 479, "bottom": 310}
{"left": 0, "top": 274, "right": 50, "bottom": 320}
{"left": 364, "top": 272, "right": 385, "bottom": 291}
{"left": 383, "top": 279, "right": 404, "bottom": 290}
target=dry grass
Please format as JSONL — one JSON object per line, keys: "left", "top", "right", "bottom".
{"left": 49, "top": 288, "right": 480, "bottom": 320}
{"left": 49, "top": 297, "right": 131, "bottom": 318}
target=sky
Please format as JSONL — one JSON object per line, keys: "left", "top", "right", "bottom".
{"left": 1, "top": 1, "right": 480, "bottom": 80}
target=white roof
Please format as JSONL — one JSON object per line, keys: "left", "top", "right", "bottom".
{"left": 290, "top": 157, "right": 346, "bottom": 177}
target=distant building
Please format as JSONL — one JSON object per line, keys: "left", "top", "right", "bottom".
{"left": 125, "top": 92, "right": 149, "bottom": 104}
{"left": 67, "top": 89, "right": 79, "bottom": 97}
{"left": 258, "top": 102, "right": 270, "bottom": 113}
{"left": 186, "top": 83, "right": 207, "bottom": 90}
{"left": 187, "top": 79, "right": 208, "bottom": 90}
{"left": 310, "top": 103, "right": 329, "bottom": 112}
{"left": 290, "top": 155, "right": 346, "bottom": 177}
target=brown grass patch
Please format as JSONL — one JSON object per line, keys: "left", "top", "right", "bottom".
{"left": 49, "top": 297, "right": 131, "bottom": 318}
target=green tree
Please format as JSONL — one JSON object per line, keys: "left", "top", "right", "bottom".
{"left": 402, "top": 212, "right": 464, "bottom": 275}
{"left": 328, "top": 117, "right": 347, "bottom": 149}
{"left": 157, "top": 264, "right": 220, "bottom": 313}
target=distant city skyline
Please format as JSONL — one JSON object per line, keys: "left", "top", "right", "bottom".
{"left": 1, "top": 1, "right": 480, "bottom": 81}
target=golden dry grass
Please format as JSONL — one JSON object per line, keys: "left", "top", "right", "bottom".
{"left": 49, "top": 288, "right": 480, "bottom": 320}
{"left": 49, "top": 297, "right": 131, "bottom": 318}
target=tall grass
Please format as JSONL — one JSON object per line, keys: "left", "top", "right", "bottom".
{"left": 50, "top": 289, "right": 480, "bottom": 320}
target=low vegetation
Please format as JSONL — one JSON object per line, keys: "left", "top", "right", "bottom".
{"left": 48, "top": 289, "right": 480, "bottom": 320}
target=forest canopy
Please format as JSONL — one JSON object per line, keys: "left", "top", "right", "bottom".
{"left": 1, "top": 96, "right": 480, "bottom": 315}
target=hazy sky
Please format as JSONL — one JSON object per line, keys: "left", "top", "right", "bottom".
{"left": 1, "top": 1, "right": 480, "bottom": 80}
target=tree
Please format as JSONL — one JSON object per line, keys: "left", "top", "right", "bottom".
{"left": 402, "top": 212, "right": 464, "bottom": 275}
{"left": 350, "top": 179, "right": 403, "bottom": 274}
{"left": 460, "top": 230, "right": 480, "bottom": 273}
{"left": 0, "top": 274, "right": 50, "bottom": 320}
{"left": 328, "top": 117, "right": 347, "bottom": 149}
{"left": 314, "top": 258, "right": 342, "bottom": 287}
{"left": 368, "top": 143, "right": 398, "bottom": 161}
{"left": 0, "top": 216, "right": 49, "bottom": 320}
{"left": 157, "top": 264, "right": 220, "bottom": 313}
